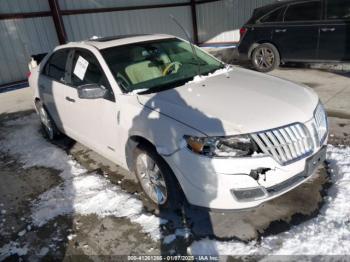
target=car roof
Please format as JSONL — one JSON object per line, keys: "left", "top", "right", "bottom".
{"left": 258, "top": 0, "right": 317, "bottom": 10}
{"left": 62, "top": 33, "right": 176, "bottom": 50}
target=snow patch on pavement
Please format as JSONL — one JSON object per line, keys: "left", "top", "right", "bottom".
{"left": 0, "top": 114, "right": 164, "bottom": 241}
{"left": 0, "top": 242, "right": 28, "bottom": 260}
{"left": 163, "top": 227, "right": 192, "bottom": 245}
{"left": 2, "top": 114, "right": 350, "bottom": 257}
{"left": 190, "top": 145, "right": 350, "bottom": 256}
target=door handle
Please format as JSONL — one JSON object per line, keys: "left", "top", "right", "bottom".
{"left": 321, "top": 27, "right": 335, "bottom": 32}
{"left": 65, "top": 96, "right": 75, "bottom": 103}
{"left": 275, "top": 29, "right": 287, "bottom": 33}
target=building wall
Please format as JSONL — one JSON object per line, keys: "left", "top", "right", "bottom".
{"left": 0, "top": 0, "right": 58, "bottom": 85}
{"left": 0, "top": 0, "right": 50, "bottom": 13}
{"left": 196, "top": 0, "right": 276, "bottom": 43}
{"left": 0, "top": 0, "right": 277, "bottom": 86}
{"left": 58, "top": 0, "right": 185, "bottom": 10}
{"left": 62, "top": 6, "right": 192, "bottom": 42}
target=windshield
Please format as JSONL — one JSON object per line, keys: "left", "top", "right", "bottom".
{"left": 101, "top": 38, "right": 224, "bottom": 93}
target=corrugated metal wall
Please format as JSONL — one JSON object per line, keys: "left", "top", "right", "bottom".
{"left": 0, "top": 0, "right": 278, "bottom": 86}
{"left": 197, "top": 0, "right": 235, "bottom": 43}
{"left": 197, "top": 0, "right": 276, "bottom": 43}
{"left": 62, "top": 7, "right": 192, "bottom": 42}
{"left": 0, "top": 0, "right": 58, "bottom": 86}
{"left": 0, "top": 0, "right": 50, "bottom": 13}
{"left": 58, "top": 0, "right": 186, "bottom": 10}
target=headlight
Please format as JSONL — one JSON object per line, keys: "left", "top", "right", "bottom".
{"left": 184, "top": 135, "right": 259, "bottom": 158}
{"left": 314, "top": 101, "right": 328, "bottom": 145}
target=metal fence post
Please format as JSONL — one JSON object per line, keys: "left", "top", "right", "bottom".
{"left": 190, "top": 0, "right": 199, "bottom": 44}
{"left": 48, "top": 0, "right": 67, "bottom": 44}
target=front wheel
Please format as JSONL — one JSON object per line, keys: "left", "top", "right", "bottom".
{"left": 133, "top": 144, "right": 185, "bottom": 210}
{"left": 251, "top": 43, "right": 280, "bottom": 73}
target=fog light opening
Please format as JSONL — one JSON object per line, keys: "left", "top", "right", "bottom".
{"left": 231, "top": 187, "right": 267, "bottom": 202}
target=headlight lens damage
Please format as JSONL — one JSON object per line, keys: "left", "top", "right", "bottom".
{"left": 184, "top": 135, "right": 259, "bottom": 158}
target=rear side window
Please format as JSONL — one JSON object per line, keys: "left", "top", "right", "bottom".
{"left": 43, "top": 49, "right": 69, "bottom": 82}
{"left": 327, "top": 0, "right": 350, "bottom": 20}
{"left": 284, "top": 1, "right": 321, "bottom": 21}
{"left": 260, "top": 7, "right": 284, "bottom": 23}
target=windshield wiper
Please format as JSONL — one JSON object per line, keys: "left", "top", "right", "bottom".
{"left": 183, "top": 61, "right": 207, "bottom": 66}
{"left": 137, "top": 77, "right": 193, "bottom": 94}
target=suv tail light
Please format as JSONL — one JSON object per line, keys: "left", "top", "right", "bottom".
{"left": 240, "top": 27, "right": 248, "bottom": 40}
{"left": 26, "top": 71, "right": 31, "bottom": 79}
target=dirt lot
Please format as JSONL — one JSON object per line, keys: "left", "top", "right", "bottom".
{"left": 1, "top": 67, "right": 350, "bottom": 259}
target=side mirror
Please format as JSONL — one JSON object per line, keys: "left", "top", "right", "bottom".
{"left": 77, "top": 84, "right": 107, "bottom": 99}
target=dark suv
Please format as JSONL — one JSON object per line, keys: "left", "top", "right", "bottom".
{"left": 238, "top": 0, "right": 350, "bottom": 72}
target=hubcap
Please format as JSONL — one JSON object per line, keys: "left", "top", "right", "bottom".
{"left": 136, "top": 153, "right": 168, "bottom": 205}
{"left": 39, "top": 106, "right": 54, "bottom": 139}
{"left": 255, "top": 47, "right": 275, "bottom": 69}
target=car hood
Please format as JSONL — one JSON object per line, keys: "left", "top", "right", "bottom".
{"left": 137, "top": 67, "right": 319, "bottom": 136}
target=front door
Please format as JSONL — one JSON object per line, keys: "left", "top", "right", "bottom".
{"left": 272, "top": 0, "right": 322, "bottom": 61}
{"left": 64, "top": 48, "right": 119, "bottom": 162}
{"left": 318, "top": 0, "right": 350, "bottom": 61}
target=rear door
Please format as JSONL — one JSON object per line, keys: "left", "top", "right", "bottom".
{"left": 272, "top": 0, "right": 322, "bottom": 61}
{"left": 250, "top": 6, "right": 286, "bottom": 43}
{"left": 318, "top": 0, "right": 350, "bottom": 61}
{"left": 39, "top": 49, "right": 70, "bottom": 130}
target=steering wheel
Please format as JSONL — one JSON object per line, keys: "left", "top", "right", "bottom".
{"left": 116, "top": 73, "right": 130, "bottom": 90}
{"left": 163, "top": 61, "right": 182, "bottom": 76}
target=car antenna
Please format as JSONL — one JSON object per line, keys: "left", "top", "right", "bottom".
{"left": 169, "top": 14, "right": 201, "bottom": 77}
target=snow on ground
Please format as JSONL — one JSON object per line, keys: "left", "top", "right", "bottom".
{"left": 1, "top": 114, "right": 350, "bottom": 257}
{"left": 190, "top": 145, "right": 350, "bottom": 256}
{"left": 0, "top": 114, "right": 165, "bottom": 241}
{"left": 0, "top": 241, "right": 28, "bottom": 260}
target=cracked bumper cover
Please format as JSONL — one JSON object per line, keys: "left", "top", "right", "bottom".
{"left": 163, "top": 145, "right": 327, "bottom": 211}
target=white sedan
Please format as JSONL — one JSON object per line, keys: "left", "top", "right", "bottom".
{"left": 29, "top": 34, "right": 328, "bottom": 211}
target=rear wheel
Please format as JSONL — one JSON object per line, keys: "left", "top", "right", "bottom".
{"left": 35, "top": 101, "right": 60, "bottom": 140}
{"left": 133, "top": 144, "right": 184, "bottom": 210}
{"left": 251, "top": 43, "right": 280, "bottom": 72}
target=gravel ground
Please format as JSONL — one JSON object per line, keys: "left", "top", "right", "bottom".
{"left": 0, "top": 109, "right": 349, "bottom": 260}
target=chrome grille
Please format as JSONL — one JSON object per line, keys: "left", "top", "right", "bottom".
{"left": 314, "top": 102, "right": 328, "bottom": 145}
{"left": 251, "top": 123, "right": 314, "bottom": 165}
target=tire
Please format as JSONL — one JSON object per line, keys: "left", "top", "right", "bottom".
{"left": 35, "top": 101, "right": 60, "bottom": 140}
{"left": 251, "top": 43, "right": 280, "bottom": 73}
{"left": 133, "top": 143, "right": 185, "bottom": 211}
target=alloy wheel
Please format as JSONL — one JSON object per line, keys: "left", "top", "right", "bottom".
{"left": 254, "top": 47, "right": 275, "bottom": 70}
{"left": 136, "top": 153, "right": 168, "bottom": 205}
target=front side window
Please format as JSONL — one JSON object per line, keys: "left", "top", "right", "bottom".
{"left": 101, "top": 38, "right": 224, "bottom": 93}
{"left": 284, "top": 1, "right": 321, "bottom": 21}
{"left": 327, "top": 0, "right": 350, "bottom": 20}
{"left": 70, "top": 49, "right": 115, "bottom": 101}
{"left": 43, "top": 49, "right": 69, "bottom": 82}
{"left": 71, "top": 50, "right": 109, "bottom": 88}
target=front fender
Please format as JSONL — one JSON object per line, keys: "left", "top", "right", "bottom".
{"left": 127, "top": 106, "right": 204, "bottom": 156}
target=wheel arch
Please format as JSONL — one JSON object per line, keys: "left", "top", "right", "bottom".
{"left": 125, "top": 135, "right": 156, "bottom": 172}
{"left": 127, "top": 134, "right": 186, "bottom": 207}
{"left": 34, "top": 97, "right": 41, "bottom": 108}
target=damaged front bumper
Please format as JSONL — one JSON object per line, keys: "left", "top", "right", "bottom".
{"left": 164, "top": 145, "right": 327, "bottom": 211}
{"left": 266, "top": 146, "right": 326, "bottom": 196}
